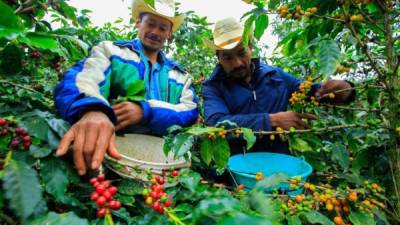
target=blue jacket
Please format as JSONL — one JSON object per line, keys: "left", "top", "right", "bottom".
{"left": 202, "top": 58, "right": 320, "bottom": 154}
{"left": 54, "top": 39, "right": 198, "bottom": 136}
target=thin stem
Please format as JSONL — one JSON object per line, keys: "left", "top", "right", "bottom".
{"left": 0, "top": 79, "right": 51, "bottom": 102}
{"left": 254, "top": 124, "right": 363, "bottom": 135}
{"left": 321, "top": 103, "right": 380, "bottom": 113}
{"left": 165, "top": 208, "right": 186, "bottom": 225}
{"left": 105, "top": 212, "right": 114, "bottom": 225}
{"left": 313, "top": 14, "right": 345, "bottom": 23}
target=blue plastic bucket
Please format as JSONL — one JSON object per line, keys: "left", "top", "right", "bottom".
{"left": 227, "top": 152, "right": 312, "bottom": 196}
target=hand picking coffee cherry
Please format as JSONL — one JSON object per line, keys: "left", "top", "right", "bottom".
{"left": 142, "top": 174, "right": 173, "bottom": 214}
{"left": 89, "top": 174, "right": 121, "bottom": 218}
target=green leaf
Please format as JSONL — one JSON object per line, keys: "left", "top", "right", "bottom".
{"left": 300, "top": 211, "right": 335, "bottom": 225}
{"left": 126, "top": 95, "right": 145, "bottom": 102}
{"left": 29, "top": 145, "right": 52, "bottom": 158}
{"left": 371, "top": 208, "right": 390, "bottom": 225}
{"left": 287, "top": 215, "right": 302, "bottom": 225}
{"left": 198, "top": 196, "right": 240, "bottom": 216}
{"left": 366, "top": 3, "right": 379, "bottom": 14}
{"left": 179, "top": 169, "right": 201, "bottom": 192}
{"left": 217, "top": 212, "right": 273, "bottom": 225}
{"left": 0, "top": 190, "right": 4, "bottom": 209}
{"left": 331, "top": 144, "right": 349, "bottom": 172}
{"left": 0, "top": 27, "right": 24, "bottom": 39}
{"left": 27, "top": 211, "right": 89, "bottom": 225}
{"left": 254, "top": 14, "right": 268, "bottom": 40}
{"left": 46, "top": 117, "right": 69, "bottom": 139}
{"left": 212, "top": 138, "right": 230, "bottom": 168}
{"left": 247, "top": 191, "right": 284, "bottom": 223}
{"left": 18, "top": 33, "right": 59, "bottom": 51}
{"left": 117, "top": 179, "right": 143, "bottom": 195}
{"left": 289, "top": 136, "right": 312, "bottom": 152}
{"left": 163, "top": 136, "right": 172, "bottom": 156}
{"left": 126, "top": 80, "right": 145, "bottom": 96}
{"left": 3, "top": 160, "right": 46, "bottom": 222}
{"left": 254, "top": 173, "right": 289, "bottom": 190}
{"left": 59, "top": 2, "right": 78, "bottom": 24}
{"left": 0, "top": 44, "right": 23, "bottom": 75}
{"left": 349, "top": 211, "right": 376, "bottom": 225}
{"left": 20, "top": 116, "right": 49, "bottom": 141}
{"left": 242, "top": 128, "right": 256, "bottom": 150}
{"left": 0, "top": 131, "right": 11, "bottom": 150}
{"left": 187, "top": 126, "right": 223, "bottom": 135}
{"left": 0, "top": 1, "right": 24, "bottom": 29}
{"left": 200, "top": 138, "right": 213, "bottom": 165}
{"left": 317, "top": 40, "right": 341, "bottom": 76}
{"left": 215, "top": 120, "right": 238, "bottom": 128}
{"left": 243, "top": 14, "right": 256, "bottom": 46}
{"left": 171, "top": 133, "right": 195, "bottom": 158}
{"left": 268, "top": 0, "right": 280, "bottom": 10}
{"left": 144, "top": 0, "right": 155, "bottom": 8}
{"left": 40, "top": 158, "right": 69, "bottom": 200}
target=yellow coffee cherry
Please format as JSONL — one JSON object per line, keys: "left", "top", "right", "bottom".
{"left": 326, "top": 202, "right": 334, "bottom": 211}
{"left": 349, "top": 191, "right": 358, "bottom": 202}
{"left": 145, "top": 196, "right": 153, "bottom": 205}
{"left": 270, "top": 134, "right": 275, "bottom": 141}
{"left": 309, "top": 7, "right": 317, "bottom": 14}
{"left": 328, "top": 93, "right": 335, "bottom": 99}
{"left": 255, "top": 172, "right": 263, "bottom": 180}
{"left": 350, "top": 14, "right": 364, "bottom": 22}
{"left": 295, "top": 194, "right": 305, "bottom": 203}
{"left": 334, "top": 216, "right": 344, "bottom": 225}
{"left": 276, "top": 127, "right": 284, "bottom": 133}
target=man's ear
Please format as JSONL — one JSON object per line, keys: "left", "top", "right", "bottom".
{"left": 135, "top": 19, "right": 141, "bottom": 29}
{"left": 248, "top": 42, "right": 253, "bottom": 51}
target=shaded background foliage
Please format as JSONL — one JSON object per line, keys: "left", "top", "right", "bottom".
{"left": 0, "top": 0, "right": 399, "bottom": 224}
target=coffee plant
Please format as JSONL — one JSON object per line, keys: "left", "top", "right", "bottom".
{"left": 0, "top": 0, "right": 399, "bottom": 224}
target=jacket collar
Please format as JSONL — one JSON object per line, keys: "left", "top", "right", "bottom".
{"left": 113, "top": 39, "right": 185, "bottom": 73}
{"left": 207, "top": 58, "right": 278, "bottom": 82}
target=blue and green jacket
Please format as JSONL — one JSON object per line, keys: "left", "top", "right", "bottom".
{"left": 54, "top": 39, "right": 198, "bottom": 135}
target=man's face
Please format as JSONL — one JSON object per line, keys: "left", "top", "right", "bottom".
{"left": 135, "top": 13, "right": 172, "bottom": 53}
{"left": 217, "top": 44, "right": 252, "bottom": 81}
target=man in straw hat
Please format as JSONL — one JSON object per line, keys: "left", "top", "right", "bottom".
{"left": 54, "top": 0, "right": 198, "bottom": 175}
{"left": 203, "top": 17, "right": 355, "bottom": 155}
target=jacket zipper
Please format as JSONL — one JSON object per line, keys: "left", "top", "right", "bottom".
{"left": 248, "top": 83, "right": 257, "bottom": 101}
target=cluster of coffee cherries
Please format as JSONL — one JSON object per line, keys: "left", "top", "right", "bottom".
{"left": 289, "top": 77, "right": 313, "bottom": 105}
{"left": 207, "top": 130, "right": 227, "bottom": 140}
{"left": 143, "top": 174, "right": 177, "bottom": 214}
{"left": 279, "top": 178, "right": 386, "bottom": 225}
{"left": 89, "top": 174, "right": 121, "bottom": 218}
{"left": 0, "top": 118, "right": 31, "bottom": 150}
{"left": 277, "top": 5, "right": 318, "bottom": 20}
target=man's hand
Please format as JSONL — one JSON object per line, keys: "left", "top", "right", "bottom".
{"left": 270, "top": 112, "right": 318, "bottom": 129}
{"left": 112, "top": 101, "right": 143, "bottom": 131}
{"left": 315, "top": 80, "right": 352, "bottom": 103}
{"left": 56, "top": 111, "right": 120, "bottom": 175}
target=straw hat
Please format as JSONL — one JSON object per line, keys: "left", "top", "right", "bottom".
{"left": 204, "top": 17, "right": 248, "bottom": 51}
{"left": 132, "top": 0, "right": 185, "bottom": 32}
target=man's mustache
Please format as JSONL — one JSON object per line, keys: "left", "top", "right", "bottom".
{"left": 145, "top": 34, "right": 162, "bottom": 43}
{"left": 231, "top": 66, "right": 246, "bottom": 73}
